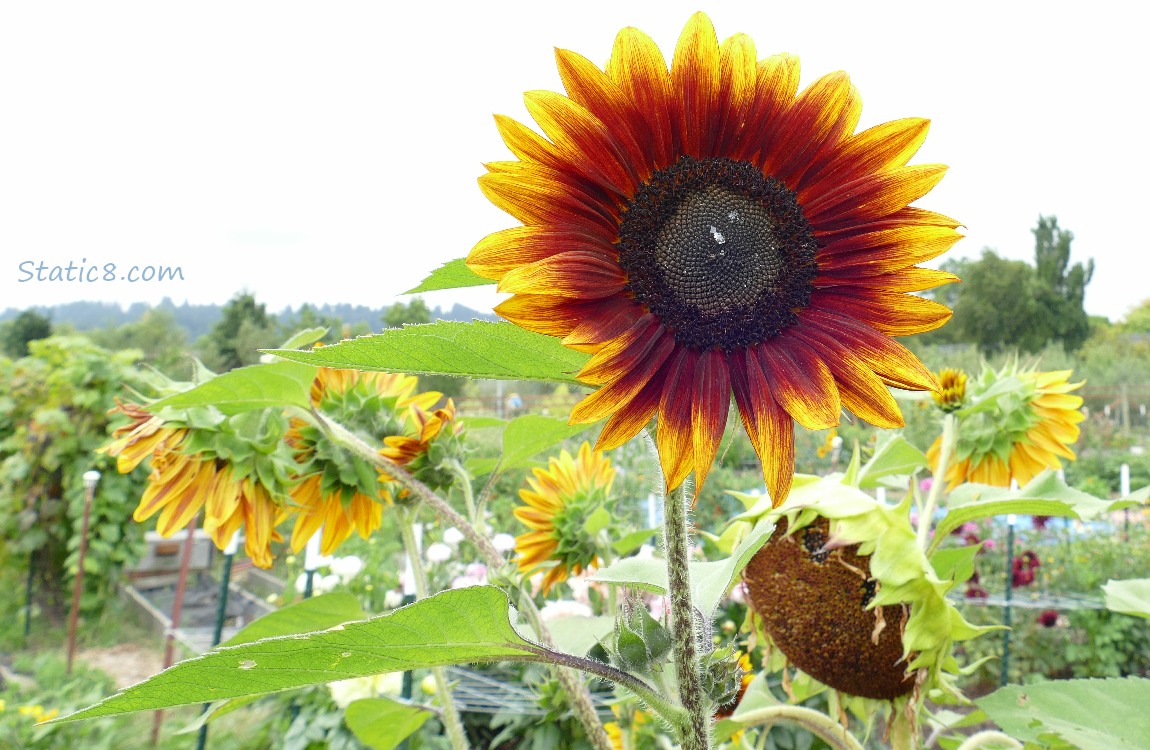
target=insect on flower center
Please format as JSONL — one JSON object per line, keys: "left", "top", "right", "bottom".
{"left": 618, "top": 156, "right": 818, "bottom": 351}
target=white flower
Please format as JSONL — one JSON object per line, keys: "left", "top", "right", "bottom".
{"left": 492, "top": 533, "right": 517, "bottom": 553}
{"left": 443, "top": 527, "right": 465, "bottom": 545}
{"left": 316, "top": 574, "right": 341, "bottom": 594}
{"left": 383, "top": 589, "right": 405, "bottom": 609}
{"left": 328, "top": 673, "right": 404, "bottom": 708}
{"left": 294, "top": 573, "right": 309, "bottom": 594}
{"left": 426, "top": 542, "right": 453, "bottom": 563}
{"left": 329, "top": 555, "right": 365, "bottom": 582}
{"left": 539, "top": 599, "right": 594, "bottom": 622}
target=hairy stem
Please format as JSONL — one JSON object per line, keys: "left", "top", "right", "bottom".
{"left": 953, "top": 731, "right": 1023, "bottom": 750}
{"left": 319, "top": 411, "right": 614, "bottom": 749}
{"left": 664, "top": 482, "right": 710, "bottom": 750}
{"left": 447, "top": 458, "right": 477, "bottom": 522}
{"left": 397, "top": 507, "right": 470, "bottom": 750}
{"left": 921, "top": 413, "right": 957, "bottom": 553}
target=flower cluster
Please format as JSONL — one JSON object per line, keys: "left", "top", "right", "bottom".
{"left": 103, "top": 364, "right": 461, "bottom": 567}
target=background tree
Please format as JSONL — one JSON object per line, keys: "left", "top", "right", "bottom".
{"left": 197, "top": 292, "right": 278, "bottom": 371}
{"left": 89, "top": 308, "right": 191, "bottom": 377}
{"left": 1033, "top": 215, "right": 1094, "bottom": 352}
{"left": 382, "top": 298, "right": 431, "bottom": 329}
{"left": 0, "top": 309, "right": 53, "bottom": 358}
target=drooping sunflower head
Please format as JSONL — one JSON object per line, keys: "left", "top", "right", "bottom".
{"left": 929, "top": 364, "right": 1084, "bottom": 489}
{"left": 468, "top": 12, "right": 958, "bottom": 506}
{"left": 288, "top": 367, "right": 444, "bottom": 554}
{"left": 513, "top": 442, "right": 616, "bottom": 593}
{"left": 378, "top": 399, "right": 465, "bottom": 502}
{"left": 100, "top": 399, "right": 189, "bottom": 473}
{"left": 932, "top": 368, "right": 968, "bottom": 413}
{"left": 740, "top": 475, "right": 993, "bottom": 705}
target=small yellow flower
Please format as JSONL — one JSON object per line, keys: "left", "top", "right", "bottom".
{"left": 931, "top": 368, "right": 967, "bottom": 412}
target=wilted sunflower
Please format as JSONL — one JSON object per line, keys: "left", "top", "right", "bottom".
{"left": 288, "top": 367, "right": 444, "bottom": 555}
{"left": 468, "top": 12, "right": 956, "bottom": 504}
{"left": 514, "top": 442, "right": 615, "bottom": 592}
{"left": 377, "top": 399, "right": 463, "bottom": 502}
{"left": 929, "top": 367, "right": 1084, "bottom": 489}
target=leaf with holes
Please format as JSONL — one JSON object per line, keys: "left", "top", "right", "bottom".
{"left": 52, "top": 587, "right": 546, "bottom": 723}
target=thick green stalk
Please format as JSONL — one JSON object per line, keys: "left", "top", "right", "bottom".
{"left": 397, "top": 508, "right": 470, "bottom": 750}
{"left": 920, "top": 413, "right": 957, "bottom": 553}
{"left": 734, "top": 706, "right": 865, "bottom": 750}
{"left": 664, "top": 482, "right": 710, "bottom": 750}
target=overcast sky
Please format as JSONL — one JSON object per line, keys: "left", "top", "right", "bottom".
{"left": 2, "top": 1, "right": 1145, "bottom": 322}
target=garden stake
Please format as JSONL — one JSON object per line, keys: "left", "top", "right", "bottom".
{"left": 196, "top": 534, "right": 239, "bottom": 750}
{"left": 66, "top": 470, "right": 101, "bottom": 674}
{"left": 23, "top": 548, "right": 35, "bottom": 643}
{"left": 152, "top": 513, "right": 200, "bottom": 746}
{"left": 1001, "top": 514, "right": 1016, "bottom": 687}
{"left": 1121, "top": 463, "right": 1131, "bottom": 542}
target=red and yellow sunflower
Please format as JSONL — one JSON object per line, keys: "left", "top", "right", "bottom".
{"left": 468, "top": 13, "right": 956, "bottom": 505}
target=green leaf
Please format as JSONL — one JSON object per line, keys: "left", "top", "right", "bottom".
{"left": 611, "top": 527, "right": 659, "bottom": 557}
{"left": 541, "top": 615, "right": 614, "bottom": 658}
{"left": 500, "top": 414, "right": 594, "bottom": 471}
{"left": 53, "top": 587, "right": 544, "bottom": 723}
{"left": 858, "top": 434, "right": 927, "bottom": 489}
{"left": 1103, "top": 579, "right": 1150, "bottom": 619}
{"left": 149, "top": 361, "right": 318, "bottom": 415}
{"left": 584, "top": 505, "right": 610, "bottom": 536}
{"left": 220, "top": 593, "right": 366, "bottom": 647}
{"left": 344, "top": 697, "right": 433, "bottom": 750}
{"left": 462, "top": 416, "right": 507, "bottom": 430}
{"left": 278, "top": 327, "right": 329, "bottom": 351}
{"left": 930, "top": 470, "right": 1132, "bottom": 552}
{"left": 592, "top": 516, "right": 775, "bottom": 614}
{"left": 930, "top": 544, "right": 981, "bottom": 586}
{"left": 404, "top": 258, "right": 496, "bottom": 294}
{"left": 265, "top": 321, "right": 590, "bottom": 385}
{"left": 976, "top": 677, "right": 1150, "bottom": 749}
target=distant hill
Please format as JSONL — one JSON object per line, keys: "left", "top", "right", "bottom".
{"left": 0, "top": 298, "right": 499, "bottom": 341}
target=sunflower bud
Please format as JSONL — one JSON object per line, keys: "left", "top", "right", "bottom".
{"left": 932, "top": 368, "right": 967, "bottom": 412}
{"left": 700, "top": 645, "right": 745, "bottom": 709}
{"left": 611, "top": 596, "right": 672, "bottom": 674}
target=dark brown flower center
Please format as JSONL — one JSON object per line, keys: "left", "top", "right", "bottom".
{"left": 617, "top": 156, "right": 818, "bottom": 351}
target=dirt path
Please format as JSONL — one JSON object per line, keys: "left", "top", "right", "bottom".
{"left": 76, "top": 644, "right": 164, "bottom": 689}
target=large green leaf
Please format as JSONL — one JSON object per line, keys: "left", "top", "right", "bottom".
{"left": 54, "top": 587, "right": 544, "bottom": 723}
{"left": 500, "top": 414, "right": 594, "bottom": 472}
{"left": 929, "top": 470, "right": 1133, "bottom": 553}
{"left": 977, "top": 677, "right": 1150, "bottom": 749}
{"left": 220, "top": 593, "right": 366, "bottom": 647}
{"left": 149, "top": 361, "right": 317, "bottom": 415}
{"left": 344, "top": 697, "right": 433, "bottom": 750}
{"left": 265, "top": 321, "right": 590, "bottom": 385}
{"left": 857, "top": 434, "right": 927, "bottom": 489}
{"left": 404, "top": 258, "right": 495, "bottom": 294}
{"left": 592, "top": 516, "right": 775, "bottom": 614}
{"left": 1103, "top": 579, "right": 1150, "bottom": 619}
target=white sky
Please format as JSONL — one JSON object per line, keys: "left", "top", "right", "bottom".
{"left": 2, "top": 1, "right": 1146, "bottom": 321}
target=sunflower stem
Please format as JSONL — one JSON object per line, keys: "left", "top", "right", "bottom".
{"left": 663, "top": 482, "right": 712, "bottom": 750}
{"left": 447, "top": 458, "right": 477, "bottom": 522}
{"left": 919, "top": 413, "right": 957, "bottom": 552}
{"left": 733, "top": 706, "right": 866, "bottom": 750}
{"left": 319, "top": 411, "right": 615, "bottom": 750}
{"left": 397, "top": 506, "right": 471, "bottom": 750}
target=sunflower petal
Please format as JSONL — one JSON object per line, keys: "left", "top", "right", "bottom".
{"left": 570, "top": 330, "right": 676, "bottom": 424}
{"left": 757, "top": 339, "right": 840, "bottom": 429}
{"left": 691, "top": 349, "right": 730, "bottom": 498}
{"left": 657, "top": 347, "right": 700, "bottom": 492}
{"left": 761, "top": 71, "right": 861, "bottom": 188}
{"left": 805, "top": 165, "right": 949, "bottom": 229}
{"left": 607, "top": 26, "right": 674, "bottom": 164}
{"left": 524, "top": 89, "right": 638, "bottom": 195}
{"left": 798, "top": 118, "right": 931, "bottom": 202}
{"left": 498, "top": 251, "right": 627, "bottom": 298}
{"left": 729, "top": 349, "right": 795, "bottom": 506}
{"left": 672, "top": 12, "right": 721, "bottom": 157}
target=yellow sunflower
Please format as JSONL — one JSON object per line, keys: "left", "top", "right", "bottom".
{"left": 514, "top": 442, "right": 615, "bottom": 592}
{"left": 104, "top": 400, "right": 290, "bottom": 567}
{"left": 467, "top": 12, "right": 956, "bottom": 505}
{"left": 288, "top": 367, "right": 443, "bottom": 555}
{"left": 377, "top": 399, "right": 461, "bottom": 499}
{"left": 929, "top": 367, "right": 1084, "bottom": 489}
